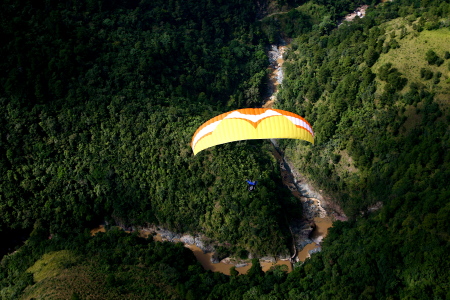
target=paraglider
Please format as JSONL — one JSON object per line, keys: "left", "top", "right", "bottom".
{"left": 191, "top": 108, "right": 314, "bottom": 155}
{"left": 246, "top": 180, "right": 258, "bottom": 191}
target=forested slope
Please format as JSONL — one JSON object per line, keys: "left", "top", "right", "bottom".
{"left": 1, "top": 0, "right": 449, "bottom": 299}
{"left": 0, "top": 0, "right": 297, "bottom": 257}
{"left": 275, "top": 0, "right": 450, "bottom": 298}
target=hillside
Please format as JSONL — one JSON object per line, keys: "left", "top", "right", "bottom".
{"left": 372, "top": 20, "right": 450, "bottom": 104}
{"left": 0, "top": 0, "right": 295, "bottom": 258}
{"left": 1, "top": 0, "right": 450, "bottom": 299}
{"left": 275, "top": 0, "right": 450, "bottom": 298}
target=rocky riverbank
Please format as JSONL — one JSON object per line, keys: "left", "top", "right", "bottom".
{"left": 265, "top": 42, "right": 348, "bottom": 262}
{"left": 263, "top": 43, "right": 287, "bottom": 108}
{"left": 272, "top": 144, "right": 337, "bottom": 261}
{"left": 139, "top": 226, "right": 215, "bottom": 254}
{"left": 137, "top": 226, "right": 291, "bottom": 271}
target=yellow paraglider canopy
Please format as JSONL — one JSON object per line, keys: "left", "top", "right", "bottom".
{"left": 191, "top": 108, "right": 314, "bottom": 155}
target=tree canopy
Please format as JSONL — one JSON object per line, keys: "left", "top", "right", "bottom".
{"left": 1, "top": 0, "right": 450, "bottom": 299}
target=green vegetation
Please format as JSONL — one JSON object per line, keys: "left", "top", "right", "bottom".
{"left": 278, "top": 0, "right": 450, "bottom": 216}
{"left": 275, "top": 0, "right": 450, "bottom": 298}
{"left": 0, "top": 0, "right": 296, "bottom": 257}
{"left": 372, "top": 24, "right": 450, "bottom": 100}
{"left": 2, "top": 226, "right": 293, "bottom": 299}
{"left": 1, "top": 0, "right": 450, "bottom": 299}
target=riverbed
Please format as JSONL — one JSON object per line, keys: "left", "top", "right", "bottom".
{"left": 263, "top": 44, "right": 286, "bottom": 108}
{"left": 145, "top": 230, "right": 293, "bottom": 275}
{"left": 297, "top": 216, "right": 333, "bottom": 261}
{"left": 265, "top": 43, "right": 339, "bottom": 264}
{"left": 184, "top": 243, "right": 292, "bottom": 275}
{"left": 91, "top": 214, "right": 333, "bottom": 275}
{"left": 91, "top": 225, "right": 292, "bottom": 275}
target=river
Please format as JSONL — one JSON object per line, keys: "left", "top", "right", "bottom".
{"left": 91, "top": 225, "right": 293, "bottom": 275}
{"left": 183, "top": 244, "right": 292, "bottom": 275}
{"left": 265, "top": 42, "right": 342, "bottom": 264}
{"left": 90, "top": 216, "right": 331, "bottom": 275}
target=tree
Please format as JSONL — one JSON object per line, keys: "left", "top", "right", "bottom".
{"left": 364, "top": 47, "right": 380, "bottom": 67}
{"left": 426, "top": 49, "right": 439, "bottom": 65}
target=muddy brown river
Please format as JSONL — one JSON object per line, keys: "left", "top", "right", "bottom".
{"left": 91, "top": 216, "right": 332, "bottom": 275}
{"left": 147, "top": 230, "right": 293, "bottom": 275}
{"left": 297, "top": 216, "right": 333, "bottom": 261}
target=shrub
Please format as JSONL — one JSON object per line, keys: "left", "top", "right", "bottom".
{"left": 425, "top": 49, "right": 439, "bottom": 65}
{"left": 332, "top": 153, "right": 341, "bottom": 164}
{"left": 420, "top": 68, "right": 433, "bottom": 80}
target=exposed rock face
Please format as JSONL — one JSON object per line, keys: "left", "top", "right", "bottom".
{"left": 235, "top": 263, "right": 248, "bottom": 268}
{"left": 283, "top": 156, "right": 347, "bottom": 221}
{"left": 265, "top": 46, "right": 333, "bottom": 257}
{"left": 158, "top": 229, "right": 181, "bottom": 242}
{"left": 308, "top": 247, "right": 322, "bottom": 256}
{"left": 194, "top": 236, "right": 215, "bottom": 253}
{"left": 159, "top": 231, "right": 214, "bottom": 253}
{"left": 210, "top": 255, "right": 220, "bottom": 264}
{"left": 265, "top": 42, "right": 346, "bottom": 229}
{"left": 180, "top": 234, "right": 195, "bottom": 245}
{"left": 290, "top": 219, "right": 315, "bottom": 250}
{"left": 342, "top": 5, "right": 369, "bottom": 23}
{"left": 260, "top": 256, "right": 277, "bottom": 263}
{"left": 291, "top": 219, "right": 315, "bottom": 239}
{"left": 301, "top": 197, "right": 328, "bottom": 219}
{"left": 263, "top": 44, "right": 286, "bottom": 108}
{"left": 273, "top": 145, "right": 347, "bottom": 263}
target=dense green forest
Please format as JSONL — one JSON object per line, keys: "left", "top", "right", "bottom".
{"left": 1, "top": 0, "right": 449, "bottom": 299}
{"left": 0, "top": 0, "right": 300, "bottom": 257}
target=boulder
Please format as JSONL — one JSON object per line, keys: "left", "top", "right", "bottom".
{"left": 235, "top": 263, "right": 248, "bottom": 268}
{"left": 260, "top": 256, "right": 276, "bottom": 263}
{"left": 157, "top": 229, "right": 181, "bottom": 242}
{"left": 195, "top": 237, "right": 215, "bottom": 253}
{"left": 308, "top": 247, "right": 322, "bottom": 255}
{"left": 210, "top": 255, "right": 220, "bottom": 264}
{"left": 180, "top": 234, "right": 195, "bottom": 245}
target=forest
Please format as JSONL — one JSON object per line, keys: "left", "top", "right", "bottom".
{"left": 1, "top": 0, "right": 449, "bottom": 299}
